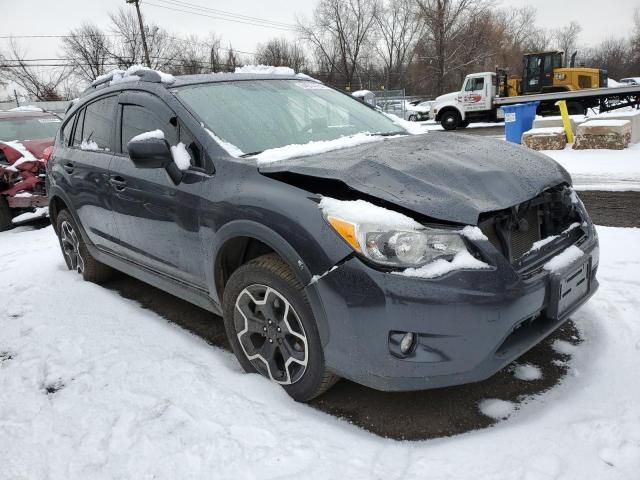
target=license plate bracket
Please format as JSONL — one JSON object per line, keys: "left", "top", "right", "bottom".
{"left": 547, "top": 256, "right": 591, "bottom": 320}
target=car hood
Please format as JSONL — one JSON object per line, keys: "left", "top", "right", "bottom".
{"left": 259, "top": 134, "right": 571, "bottom": 225}
{"left": 434, "top": 91, "right": 458, "bottom": 103}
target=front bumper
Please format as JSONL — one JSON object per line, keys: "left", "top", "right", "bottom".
{"left": 307, "top": 232, "right": 599, "bottom": 391}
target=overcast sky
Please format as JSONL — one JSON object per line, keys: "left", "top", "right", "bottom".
{"left": 0, "top": 0, "right": 637, "bottom": 98}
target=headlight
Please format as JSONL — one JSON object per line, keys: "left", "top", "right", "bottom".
{"left": 325, "top": 215, "right": 469, "bottom": 268}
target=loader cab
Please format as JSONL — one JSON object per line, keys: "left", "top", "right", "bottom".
{"left": 521, "top": 51, "right": 563, "bottom": 95}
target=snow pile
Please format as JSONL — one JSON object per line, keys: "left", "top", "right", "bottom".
{"left": 608, "top": 78, "right": 623, "bottom": 88}
{"left": 478, "top": 399, "right": 517, "bottom": 420}
{"left": 235, "top": 65, "right": 295, "bottom": 76}
{"left": 204, "top": 126, "right": 245, "bottom": 157}
{"left": 130, "top": 129, "right": 165, "bottom": 142}
{"left": 383, "top": 112, "right": 429, "bottom": 135}
{"left": 543, "top": 245, "right": 584, "bottom": 272}
{"left": 460, "top": 225, "right": 488, "bottom": 241}
{"left": 513, "top": 363, "right": 543, "bottom": 381}
{"left": 8, "top": 105, "right": 43, "bottom": 112}
{"left": 170, "top": 142, "right": 191, "bottom": 170}
{"left": 318, "top": 197, "right": 422, "bottom": 229}
{"left": 80, "top": 139, "right": 99, "bottom": 151}
{"left": 396, "top": 250, "right": 491, "bottom": 279}
{"left": 11, "top": 207, "right": 48, "bottom": 225}
{"left": 1, "top": 226, "right": 640, "bottom": 478}
{"left": 253, "top": 133, "right": 385, "bottom": 164}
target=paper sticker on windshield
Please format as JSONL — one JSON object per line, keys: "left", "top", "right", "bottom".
{"left": 38, "top": 118, "right": 61, "bottom": 123}
{"left": 295, "top": 82, "right": 329, "bottom": 90}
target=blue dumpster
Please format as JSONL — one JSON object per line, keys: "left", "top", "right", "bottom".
{"left": 502, "top": 101, "right": 539, "bottom": 144}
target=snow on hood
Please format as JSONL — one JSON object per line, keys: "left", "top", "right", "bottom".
{"left": 8, "top": 105, "right": 44, "bottom": 112}
{"left": 260, "top": 134, "right": 571, "bottom": 225}
{"left": 251, "top": 133, "right": 387, "bottom": 165}
{"left": 0, "top": 139, "right": 50, "bottom": 171}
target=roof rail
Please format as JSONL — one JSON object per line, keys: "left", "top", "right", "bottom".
{"left": 84, "top": 68, "right": 164, "bottom": 96}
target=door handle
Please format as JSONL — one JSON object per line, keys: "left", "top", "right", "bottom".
{"left": 63, "top": 162, "right": 74, "bottom": 173}
{"left": 109, "top": 175, "right": 127, "bottom": 191}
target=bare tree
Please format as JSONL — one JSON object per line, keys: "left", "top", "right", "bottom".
{"left": 0, "top": 40, "right": 69, "bottom": 100}
{"left": 416, "top": 0, "right": 495, "bottom": 95}
{"left": 583, "top": 37, "right": 630, "bottom": 80}
{"left": 374, "top": 0, "right": 423, "bottom": 89}
{"left": 631, "top": 8, "right": 640, "bottom": 69}
{"left": 174, "top": 35, "right": 209, "bottom": 75}
{"left": 108, "top": 7, "right": 178, "bottom": 70}
{"left": 61, "top": 23, "right": 111, "bottom": 83}
{"left": 553, "top": 21, "right": 582, "bottom": 66}
{"left": 255, "top": 37, "right": 307, "bottom": 71}
{"left": 299, "top": 0, "right": 380, "bottom": 88}
{"left": 225, "top": 46, "right": 242, "bottom": 72}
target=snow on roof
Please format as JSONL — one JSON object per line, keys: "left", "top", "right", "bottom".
{"left": 91, "top": 65, "right": 176, "bottom": 87}
{"left": 234, "top": 65, "right": 295, "bottom": 76}
{"left": 252, "top": 133, "right": 386, "bottom": 165}
{"left": 8, "top": 106, "right": 44, "bottom": 112}
{"left": 352, "top": 90, "right": 373, "bottom": 97}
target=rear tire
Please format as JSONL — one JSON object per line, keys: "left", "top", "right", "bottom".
{"left": 223, "top": 254, "right": 338, "bottom": 401}
{"left": 0, "top": 196, "right": 13, "bottom": 232}
{"left": 440, "top": 111, "right": 460, "bottom": 131}
{"left": 458, "top": 119, "right": 469, "bottom": 128}
{"left": 55, "top": 209, "right": 113, "bottom": 283}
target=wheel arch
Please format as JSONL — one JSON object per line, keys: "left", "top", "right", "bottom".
{"left": 48, "top": 194, "right": 70, "bottom": 234}
{"left": 435, "top": 105, "right": 464, "bottom": 122}
{"left": 212, "top": 220, "right": 313, "bottom": 304}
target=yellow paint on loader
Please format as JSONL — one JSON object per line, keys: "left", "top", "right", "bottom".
{"left": 555, "top": 100, "right": 574, "bottom": 144}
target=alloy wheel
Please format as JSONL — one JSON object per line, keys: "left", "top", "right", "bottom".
{"left": 234, "top": 284, "right": 308, "bottom": 385}
{"left": 60, "top": 220, "right": 85, "bottom": 273}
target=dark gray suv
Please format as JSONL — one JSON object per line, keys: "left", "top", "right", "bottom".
{"left": 47, "top": 68, "right": 599, "bottom": 401}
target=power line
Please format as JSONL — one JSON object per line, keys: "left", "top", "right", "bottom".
{"left": 152, "top": 0, "right": 297, "bottom": 29}
{"left": 144, "top": 1, "right": 299, "bottom": 32}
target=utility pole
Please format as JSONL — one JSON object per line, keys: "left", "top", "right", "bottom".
{"left": 126, "top": 0, "right": 151, "bottom": 68}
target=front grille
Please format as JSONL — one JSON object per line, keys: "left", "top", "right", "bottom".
{"left": 510, "top": 207, "right": 541, "bottom": 259}
{"left": 479, "top": 186, "right": 584, "bottom": 269}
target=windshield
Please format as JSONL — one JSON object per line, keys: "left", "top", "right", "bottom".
{"left": 0, "top": 115, "right": 61, "bottom": 142}
{"left": 175, "top": 79, "right": 405, "bottom": 155}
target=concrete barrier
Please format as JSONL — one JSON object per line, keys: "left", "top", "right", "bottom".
{"left": 593, "top": 111, "right": 640, "bottom": 143}
{"left": 522, "top": 127, "right": 567, "bottom": 150}
{"left": 574, "top": 119, "right": 631, "bottom": 150}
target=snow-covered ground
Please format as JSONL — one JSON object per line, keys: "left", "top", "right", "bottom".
{"left": 1, "top": 225, "right": 639, "bottom": 479}
{"left": 543, "top": 143, "right": 640, "bottom": 191}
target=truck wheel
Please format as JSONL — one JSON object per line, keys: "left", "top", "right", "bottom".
{"left": 223, "top": 253, "right": 338, "bottom": 402}
{"left": 458, "top": 119, "right": 470, "bottom": 128}
{"left": 440, "top": 111, "right": 460, "bottom": 131}
{"left": 0, "top": 196, "right": 13, "bottom": 232}
{"left": 55, "top": 209, "right": 113, "bottom": 283}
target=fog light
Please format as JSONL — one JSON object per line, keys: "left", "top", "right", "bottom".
{"left": 400, "top": 332, "right": 415, "bottom": 354}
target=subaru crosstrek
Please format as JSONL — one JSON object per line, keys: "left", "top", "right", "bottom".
{"left": 47, "top": 67, "right": 599, "bottom": 401}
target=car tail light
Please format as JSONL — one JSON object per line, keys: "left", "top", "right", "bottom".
{"left": 42, "top": 146, "right": 54, "bottom": 162}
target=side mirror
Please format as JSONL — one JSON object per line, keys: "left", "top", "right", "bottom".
{"left": 127, "top": 138, "right": 173, "bottom": 169}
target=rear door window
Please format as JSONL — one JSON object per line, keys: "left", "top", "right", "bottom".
{"left": 79, "top": 96, "right": 117, "bottom": 151}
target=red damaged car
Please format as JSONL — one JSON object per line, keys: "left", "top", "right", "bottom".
{"left": 0, "top": 109, "right": 61, "bottom": 230}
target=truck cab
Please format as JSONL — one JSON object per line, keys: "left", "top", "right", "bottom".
{"left": 430, "top": 72, "right": 500, "bottom": 130}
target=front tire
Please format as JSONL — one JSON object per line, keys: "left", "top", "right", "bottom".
{"left": 408, "top": 114, "right": 417, "bottom": 122}
{"left": 55, "top": 209, "right": 113, "bottom": 283}
{"left": 440, "top": 110, "right": 460, "bottom": 131}
{"left": 223, "top": 254, "right": 338, "bottom": 401}
{"left": 0, "top": 196, "right": 13, "bottom": 232}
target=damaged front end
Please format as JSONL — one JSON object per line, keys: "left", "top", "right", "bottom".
{"left": 478, "top": 185, "right": 595, "bottom": 276}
